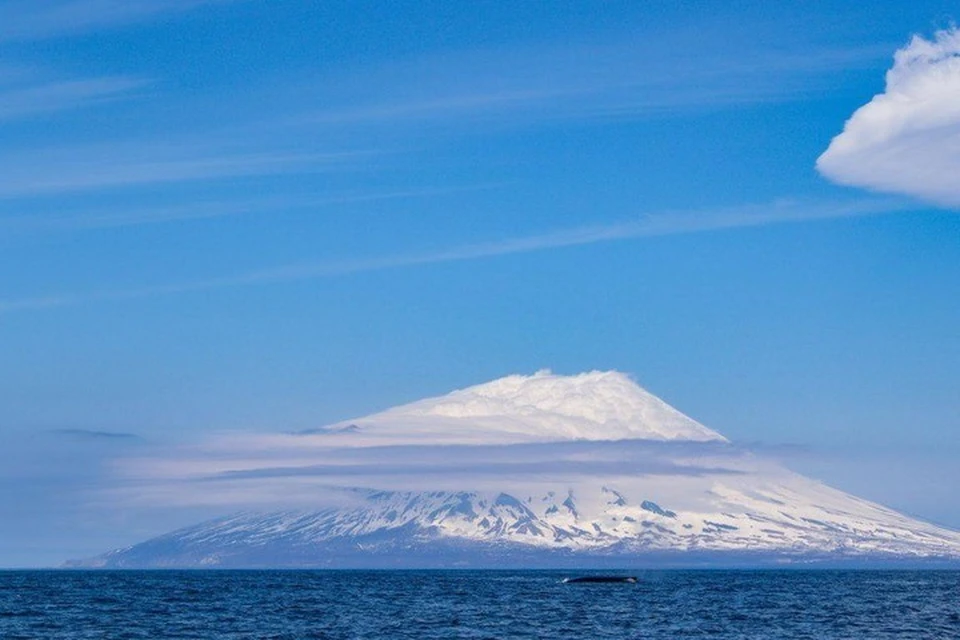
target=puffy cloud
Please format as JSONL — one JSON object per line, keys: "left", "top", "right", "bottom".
{"left": 817, "top": 28, "right": 960, "bottom": 207}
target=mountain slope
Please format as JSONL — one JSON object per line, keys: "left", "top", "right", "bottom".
{"left": 72, "top": 371, "right": 960, "bottom": 567}
{"left": 310, "top": 370, "right": 725, "bottom": 444}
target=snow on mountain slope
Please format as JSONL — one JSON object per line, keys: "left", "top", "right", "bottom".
{"left": 80, "top": 475, "right": 960, "bottom": 568}
{"left": 73, "top": 371, "right": 960, "bottom": 567}
{"left": 320, "top": 370, "right": 725, "bottom": 444}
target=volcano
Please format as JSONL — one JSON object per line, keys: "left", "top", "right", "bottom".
{"left": 72, "top": 371, "right": 960, "bottom": 568}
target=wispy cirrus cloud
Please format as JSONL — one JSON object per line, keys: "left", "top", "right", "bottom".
{"left": 0, "top": 73, "right": 148, "bottom": 121}
{"left": 0, "top": 197, "right": 909, "bottom": 314}
{"left": 0, "top": 184, "right": 503, "bottom": 233}
{"left": 302, "top": 36, "right": 891, "bottom": 128}
{"left": 0, "top": 0, "right": 236, "bottom": 41}
{"left": 48, "top": 428, "right": 143, "bottom": 441}
{"left": 0, "top": 142, "right": 367, "bottom": 199}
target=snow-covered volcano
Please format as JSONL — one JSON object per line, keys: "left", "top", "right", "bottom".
{"left": 73, "top": 371, "right": 960, "bottom": 568}
{"left": 328, "top": 370, "right": 726, "bottom": 444}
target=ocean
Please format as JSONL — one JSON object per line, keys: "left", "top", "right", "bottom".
{"left": 2, "top": 570, "right": 958, "bottom": 639}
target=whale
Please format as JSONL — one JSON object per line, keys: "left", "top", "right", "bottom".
{"left": 562, "top": 576, "right": 638, "bottom": 584}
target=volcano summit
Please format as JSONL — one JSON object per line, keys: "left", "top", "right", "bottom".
{"left": 73, "top": 371, "right": 960, "bottom": 568}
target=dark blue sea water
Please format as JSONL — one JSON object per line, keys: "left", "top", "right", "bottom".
{"left": 1, "top": 570, "right": 959, "bottom": 639}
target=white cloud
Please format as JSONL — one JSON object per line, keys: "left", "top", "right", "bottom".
{"left": 0, "top": 197, "right": 907, "bottom": 314}
{"left": 817, "top": 28, "right": 960, "bottom": 207}
{"left": 0, "top": 185, "right": 499, "bottom": 233}
{"left": 0, "top": 0, "right": 235, "bottom": 41}
{"left": 0, "top": 75, "right": 147, "bottom": 121}
{"left": 82, "top": 371, "right": 761, "bottom": 510}
{"left": 0, "top": 143, "right": 363, "bottom": 198}
{"left": 108, "top": 432, "right": 749, "bottom": 510}
{"left": 305, "top": 37, "right": 888, "bottom": 128}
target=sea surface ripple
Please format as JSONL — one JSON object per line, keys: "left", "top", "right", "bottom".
{"left": 1, "top": 570, "right": 959, "bottom": 639}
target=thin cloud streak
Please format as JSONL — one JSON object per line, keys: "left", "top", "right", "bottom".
{"left": 0, "top": 197, "right": 908, "bottom": 314}
{"left": 0, "top": 184, "right": 506, "bottom": 233}
{"left": 206, "top": 460, "right": 743, "bottom": 482}
{"left": 302, "top": 39, "right": 891, "bottom": 128}
{"left": 0, "top": 75, "right": 148, "bottom": 121}
{"left": 48, "top": 428, "right": 143, "bottom": 441}
{"left": 107, "top": 436, "right": 758, "bottom": 509}
{"left": 0, "top": 149, "right": 368, "bottom": 199}
{"left": 0, "top": 0, "right": 237, "bottom": 41}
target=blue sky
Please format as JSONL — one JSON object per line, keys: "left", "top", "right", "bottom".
{"left": 1, "top": 0, "right": 959, "bottom": 566}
